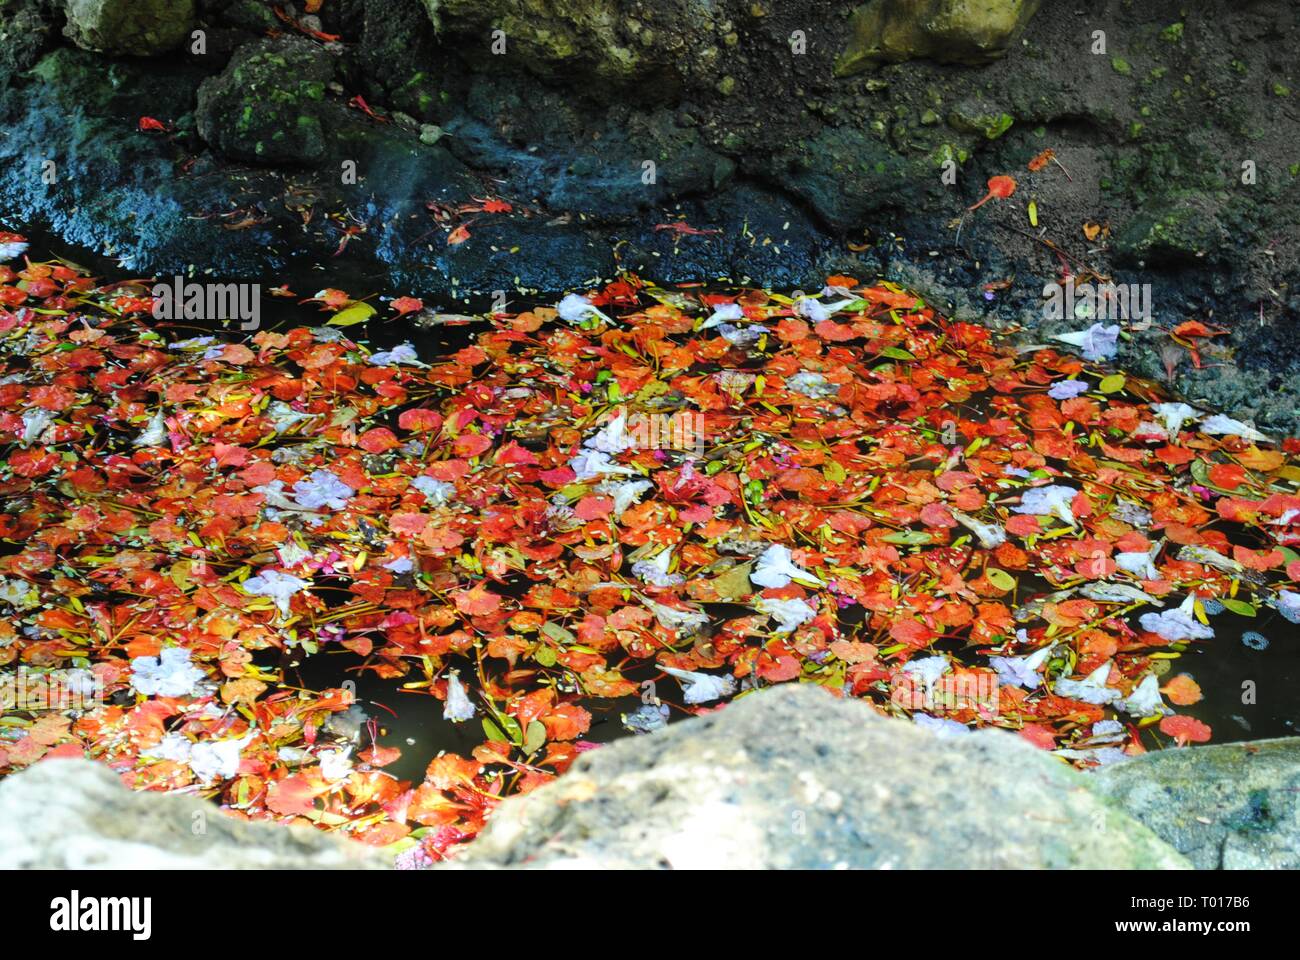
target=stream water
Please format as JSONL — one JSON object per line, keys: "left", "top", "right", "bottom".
{"left": 6, "top": 221, "right": 1300, "bottom": 785}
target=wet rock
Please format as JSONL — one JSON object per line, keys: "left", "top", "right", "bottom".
{"left": 196, "top": 36, "right": 339, "bottom": 166}
{"left": 450, "top": 685, "right": 1189, "bottom": 869}
{"left": 836, "top": 0, "right": 1042, "bottom": 74}
{"left": 60, "top": 0, "right": 196, "bottom": 56}
{"left": 0, "top": 0, "right": 58, "bottom": 83}
{"left": 1094, "top": 738, "right": 1300, "bottom": 870}
{"left": 0, "top": 759, "right": 389, "bottom": 868}
{"left": 1112, "top": 198, "right": 1228, "bottom": 267}
{"left": 421, "top": 0, "right": 726, "bottom": 99}
{"left": 350, "top": 0, "right": 443, "bottom": 122}
{"left": 202, "top": 0, "right": 280, "bottom": 35}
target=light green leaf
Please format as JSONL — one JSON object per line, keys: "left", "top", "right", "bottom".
{"left": 328, "top": 302, "right": 377, "bottom": 327}
{"left": 1219, "top": 598, "right": 1256, "bottom": 617}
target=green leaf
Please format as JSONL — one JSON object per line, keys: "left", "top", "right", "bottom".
{"left": 541, "top": 621, "right": 576, "bottom": 645}
{"left": 985, "top": 568, "right": 1017, "bottom": 592}
{"left": 497, "top": 713, "right": 524, "bottom": 745}
{"left": 882, "top": 530, "right": 933, "bottom": 545}
{"left": 1098, "top": 374, "right": 1126, "bottom": 393}
{"left": 482, "top": 717, "right": 508, "bottom": 743}
{"left": 879, "top": 346, "right": 916, "bottom": 361}
{"left": 710, "top": 562, "right": 755, "bottom": 601}
{"left": 328, "top": 302, "right": 377, "bottom": 327}
{"left": 1219, "top": 598, "right": 1256, "bottom": 617}
{"left": 523, "top": 720, "right": 547, "bottom": 754}
{"left": 533, "top": 644, "right": 557, "bottom": 667}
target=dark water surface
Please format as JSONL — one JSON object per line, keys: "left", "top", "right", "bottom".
{"left": 8, "top": 224, "right": 1300, "bottom": 775}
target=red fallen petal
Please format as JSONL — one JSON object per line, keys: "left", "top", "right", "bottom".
{"left": 573, "top": 495, "right": 614, "bottom": 520}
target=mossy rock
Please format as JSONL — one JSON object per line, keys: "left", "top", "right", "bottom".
{"left": 1112, "top": 197, "right": 1227, "bottom": 267}
{"left": 420, "top": 0, "right": 723, "bottom": 99}
{"left": 196, "top": 37, "right": 337, "bottom": 166}
{"left": 836, "top": 0, "right": 1042, "bottom": 75}
{"left": 0, "top": 0, "right": 57, "bottom": 82}
{"left": 59, "top": 0, "right": 196, "bottom": 56}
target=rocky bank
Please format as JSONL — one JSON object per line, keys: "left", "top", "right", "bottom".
{"left": 9, "top": 685, "right": 1300, "bottom": 869}
{"left": 1, "top": 0, "right": 1299, "bottom": 433}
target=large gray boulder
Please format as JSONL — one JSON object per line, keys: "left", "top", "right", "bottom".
{"left": 1095, "top": 738, "right": 1300, "bottom": 870}
{"left": 60, "top": 0, "right": 196, "bottom": 56}
{"left": 0, "top": 759, "right": 389, "bottom": 869}
{"left": 451, "top": 685, "right": 1190, "bottom": 869}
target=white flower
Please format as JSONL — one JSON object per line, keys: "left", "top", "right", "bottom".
{"left": 62, "top": 668, "right": 101, "bottom": 698}
{"left": 659, "top": 664, "right": 737, "bottom": 704}
{"left": 142, "top": 732, "right": 193, "bottom": 763}
{"left": 1087, "top": 719, "right": 1127, "bottom": 744}
{"left": 902, "top": 655, "right": 950, "bottom": 690}
{"left": 556, "top": 293, "right": 611, "bottom": 325}
{"left": 1053, "top": 323, "right": 1119, "bottom": 361}
{"left": 622, "top": 703, "right": 670, "bottom": 734}
{"left": 130, "top": 647, "right": 205, "bottom": 698}
{"left": 252, "top": 479, "right": 300, "bottom": 512}
{"left": 1048, "top": 379, "right": 1089, "bottom": 400}
{"left": 411, "top": 475, "right": 456, "bottom": 505}
{"left": 1054, "top": 746, "right": 1129, "bottom": 765}
{"left": 1054, "top": 661, "right": 1121, "bottom": 705}
{"left": 266, "top": 400, "right": 313, "bottom": 434}
{"left": 913, "top": 714, "right": 970, "bottom": 738}
{"left": 700, "top": 302, "right": 745, "bottom": 329}
{"left": 568, "top": 448, "right": 636, "bottom": 480}
{"left": 168, "top": 336, "right": 217, "bottom": 352}
{"left": 1151, "top": 402, "right": 1199, "bottom": 440}
{"left": 133, "top": 410, "right": 168, "bottom": 448}
{"left": 755, "top": 596, "right": 817, "bottom": 633}
{"left": 1111, "top": 498, "right": 1152, "bottom": 529}
{"left": 291, "top": 469, "right": 354, "bottom": 511}
{"left": 632, "top": 549, "right": 685, "bottom": 587}
{"left": 443, "top": 671, "right": 476, "bottom": 722}
{"left": 594, "top": 479, "right": 653, "bottom": 517}
{"left": 318, "top": 747, "right": 353, "bottom": 782}
{"left": 1080, "top": 582, "right": 1162, "bottom": 607}
{"left": 277, "top": 540, "right": 312, "bottom": 569}
{"left": 1116, "top": 539, "right": 1163, "bottom": 581}
{"left": 0, "top": 239, "right": 30, "bottom": 261}
{"left": 1199, "top": 414, "right": 1270, "bottom": 442}
{"left": 794, "top": 297, "right": 858, "bottom": 323}
{"left": 384, "top": 556, "right": 414, "bottom": 573}
{"left": 1139, "top": 595, "right": 1214, "bottom": 641}
{"left": 188, "top": 734, "right": 251, "bottom": 783}
{"left": 720, "top": 323, "right": 769, "bottom": 346}
{"left": 243, "top": 569, "right": 311, "bottom": 618}
{"left": 988, "top": 643, "right": 1055, "bottom": 689}
{"left": 21, "top": 409, "right": 55, "bottom": 446}
{"left": 751, "top": 544, "right": 824, "bottom": 589}
{"left": 1013, "top": 484, "right": 1079, "bottom": 525}
{"left": 587, "top": 410, "right": 633, "bottom": 453}
{"left": 368, "top": 342, "right": 425, "bottom": 367}
{"left": 1275, "top": 590, "right": 1300, "bottom": 625}
{"left": 640, "top": 597, "right": 710, "bottom": 635}
{"left": 1121, "top": 673, "right": 1170, "bottom": 718}
{"left": 786, "top": 371, "right": 838, "bottom": 399}
{"left": 949, "top": 509, "right": 1007, "bottom": 549}
{"left": 0, "top": 578, "right": 37, "bottom": 609}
